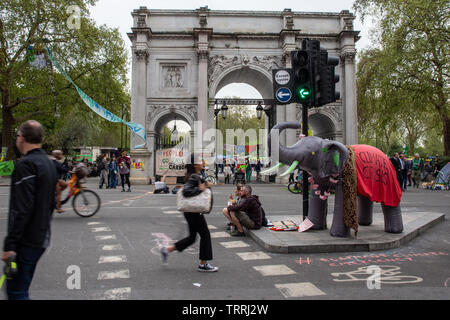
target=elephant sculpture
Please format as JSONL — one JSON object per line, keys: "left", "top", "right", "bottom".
{"left": 263, "top": 122, "right": 403, "bottom": 237}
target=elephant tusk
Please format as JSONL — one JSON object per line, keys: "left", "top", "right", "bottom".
{"left": 279, "top": 160, "right": 300, "bottom": 177}
{"left": 261, "top": 162, "right": 284, "bottom": 175}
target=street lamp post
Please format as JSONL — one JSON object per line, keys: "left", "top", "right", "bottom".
{"left": 214, "top": 102, "right": 228, "bottom": 181}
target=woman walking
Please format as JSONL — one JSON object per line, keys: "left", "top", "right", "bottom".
{"left": 160, "top": 155, "right": 218, "bottom": 272}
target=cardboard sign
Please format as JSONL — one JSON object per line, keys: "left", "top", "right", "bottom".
{"left": 156, "top": 148, "right": 189, "bottom": 177}
{"left": 298, "top": 218, "right": 314, "bottom": 232}
{"left": 270, "top": 220, "right": 299, "bottom": 231}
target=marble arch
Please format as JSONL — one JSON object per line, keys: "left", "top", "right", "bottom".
{"left": 127, "top": 6, "right": 359, "bottom": 183}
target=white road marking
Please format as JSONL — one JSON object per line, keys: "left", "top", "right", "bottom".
{"left": 91, "top": 227, "right": 112, "bottom": 232}
{"left": 208, "top": 225, "right": 217, "bottom": 230}
{"left": 95, "top": 235, "right": 117, "bottom": 241}
{"left": 98, "top": 255, "right": 127, "bottom": 263}
{"left": 101, "top": 287, "right": 131, "bottom": 300}
{"left": 210, "top": 232, "right": 231, "bottom": 238}
{"left": 275, "top": 282, "right": 326, "bottom": 298}
{"left": 219, "top": 241, "right": 250, "bottom": 249}
{"left": 236, "top": 251, "right": 271, "bottom": 261}
{"left": 87, "top": 222, "right": 103, "bottom": 226}
{"left": 253, "top": 264, "right": 297, "bottom": 276}
{"left": 98, "top": 269, "right": 130, "bottom": 280}
{"left": 101, "top": 244, "right": 123, "bottom": 251}
{"left": 163, "top": 210, "right": 181, "bottom": 214}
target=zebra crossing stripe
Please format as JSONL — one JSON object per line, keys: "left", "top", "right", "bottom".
{"left": 275, "top": 282, "right": 326, "bottom": 298}
{"left": 99, "top": 255, "right": 127, "bottom": 263}
{"left": 236, "top": 251, "right": 271, "bottom": 261}
{"left": 96, "top": 235, "right": 117, "bottom": 241}
{"left": 253, "top": 264, "right": 296, "bottom": 276}
{"left": 101, "top": 287, "right": 131, "bottom": 300}
{"left": 98, "top": 269, "right": 130, "bottom": 280}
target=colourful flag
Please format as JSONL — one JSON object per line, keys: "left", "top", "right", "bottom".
{"left": 45, "top": 48, "right": 146, "bottom": 149}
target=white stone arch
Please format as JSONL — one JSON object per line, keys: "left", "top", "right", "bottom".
{"left": 208, "top": 62, "right": 276, "bottom": 100}
{"left": 147, "top": 107, "right": 195, "bottom": 134}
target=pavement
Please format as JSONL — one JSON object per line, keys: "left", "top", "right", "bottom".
{"left": 247, "top": 211, "right": 445, "bottom": 254}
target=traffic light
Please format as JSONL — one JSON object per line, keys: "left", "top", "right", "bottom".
{"left": 315, "top": 48, "right": 340, "bottom": 107}
{"left": 291, "top": 49, "right": 313, "bottom": 104}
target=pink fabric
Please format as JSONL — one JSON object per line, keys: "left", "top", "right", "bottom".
{"left": 352, "top": 145, "right": 402, "bottom": 207}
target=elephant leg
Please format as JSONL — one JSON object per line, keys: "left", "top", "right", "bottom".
{"left": 358, "top": 195, "right": 373, "bottom": 226}
{"left": 381, "top": 204, "right": 403, "bottom": 233}
{"left": 330, "top": 180, "right": 350, "bottom": 237}
{"left": 308, "top": 191, "right": 328, "bottom": 230}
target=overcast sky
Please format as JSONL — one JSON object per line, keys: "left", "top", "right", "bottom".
{"left": 89, "top": 0, "right": 373, "bottom": 131}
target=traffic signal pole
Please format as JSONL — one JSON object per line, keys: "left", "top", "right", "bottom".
{"left": 302, "top": 102, "right": 309, "bottom": 221}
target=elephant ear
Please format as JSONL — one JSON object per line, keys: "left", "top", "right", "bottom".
{"left": 318, "top": 140, "right": 349, "bottom": 178}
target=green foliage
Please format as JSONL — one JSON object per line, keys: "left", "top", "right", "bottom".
{"left": 0, "top": 0, "right": 130, "bottom": 159}
{"left": 354, "top": 0, "right": 450, "bottom": 155}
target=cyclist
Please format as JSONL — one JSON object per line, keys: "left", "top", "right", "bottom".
{"left": 66, "top": 163, "right": 89, "bottom": 199}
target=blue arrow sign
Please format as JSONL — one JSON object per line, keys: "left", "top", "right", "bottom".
{"left": 276, "top": 87, "right": 292, "bottom": 103}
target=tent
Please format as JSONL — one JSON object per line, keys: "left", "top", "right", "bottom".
{"left": 435, "top": 162, "right": 450, "bottom": 187}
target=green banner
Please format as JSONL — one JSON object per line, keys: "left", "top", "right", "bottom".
{"left": 0, "top": 161, "right": 14, "bottom": 176}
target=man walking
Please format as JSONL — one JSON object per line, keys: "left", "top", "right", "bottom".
{"left": 98, "top": 154, "right": 109, "bottom": 189}
{"left": 2, "top": 120, "right": 57, "bottom": 300}
{"left": 411, "top": 153, "right": 423, "bottom": 188}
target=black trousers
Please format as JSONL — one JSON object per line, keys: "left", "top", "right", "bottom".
{"left": 175, "top": 212, "right": 213, "bottom": 261}
{"left": 120, "top": 173, "right": 130, "bottom": 189}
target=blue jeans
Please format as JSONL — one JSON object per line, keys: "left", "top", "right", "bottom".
{"left": 109, "top": 170, "right": 118, "bottom": 188}
{"left": 7, "top": 246, "right": 45, "bottom": 300}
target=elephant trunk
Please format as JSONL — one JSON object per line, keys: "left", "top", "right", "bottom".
{"left": 268, "top": 121, "right": 302, "bottom": 165}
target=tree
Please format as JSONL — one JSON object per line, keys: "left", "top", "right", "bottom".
{"left": 0, "top": 0, "right": 129, "bottom": 159}
{"left": 353, "top": 0, "right": 450, "bottom": 155}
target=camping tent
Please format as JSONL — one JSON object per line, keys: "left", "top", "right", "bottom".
{"left": 435, "top": 162, "right": 450, "bottom": 187}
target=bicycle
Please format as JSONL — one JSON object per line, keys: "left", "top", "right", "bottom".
{"left": 204, "top": 168, "right": 217, "bottom": 185}
{"left": 60, "top": 175, "right": 101, "bottom": 218}
{"left": 287, "top": 180, "right": 303, "bottom": 194}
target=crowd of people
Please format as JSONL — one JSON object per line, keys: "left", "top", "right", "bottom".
{"left": 216, "top": 159, "right": 264, "bottom": 183}
{"left": 389, "top": 152, "right": 442, "bottom": 191}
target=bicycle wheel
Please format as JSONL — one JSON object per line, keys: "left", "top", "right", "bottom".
{"left": 72, "top": 189, "right": 101, "bottom": 218}
{"left": 288, "top": 182, "right": 302, "bottom": 194}
{"left": 205, "top": 175, "right": 216, "bottom": 184}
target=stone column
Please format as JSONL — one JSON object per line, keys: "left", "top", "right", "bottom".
{"left": 194, "top": 28, "right": 212, "bottom": 159}
{"left": 342, "top": 51, "right": 358, "bottom": 145}
{"left": 129, "top": 8, "right": 152, "bottom": 184}
{"left": 339, "top": 10, "right": 359, "bottom": 145}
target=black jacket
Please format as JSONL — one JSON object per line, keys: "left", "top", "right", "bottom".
{"left": 182, "top": 173, "right": 205, "bottom": 198}
{"left": 227, "top": 195, "right": 263, "bottom": 229}
{"left": 4, "top": 148, "right": 58, "bottom": 252}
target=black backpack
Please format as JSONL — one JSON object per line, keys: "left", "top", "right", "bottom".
{"left": 260, "top": 206, "right": 268, "bottom": 227}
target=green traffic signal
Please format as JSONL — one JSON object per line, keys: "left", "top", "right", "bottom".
{"left": 297, "top": 86, "right": 311, "bottom": 102}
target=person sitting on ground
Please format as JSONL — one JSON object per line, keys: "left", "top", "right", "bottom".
{"left": 222, "top": 185, "right": 262, "bottom": 236}
{"left": 154, "top": 175, "right": 169, "bottom": 194}
{"left": 225, "top": 184, "right": 243, "bottom": 230}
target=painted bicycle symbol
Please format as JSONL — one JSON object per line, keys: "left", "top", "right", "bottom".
{"left": 331, "top": 265, "right": 423, "bottom": 285}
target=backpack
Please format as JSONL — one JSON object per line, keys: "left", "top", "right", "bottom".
{"left": 260, "top": 206, "right": 268, "bottom": 227}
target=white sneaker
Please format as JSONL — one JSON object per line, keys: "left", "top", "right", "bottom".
{"left": 198, "top": 262, "right": 218, "bottom": 272}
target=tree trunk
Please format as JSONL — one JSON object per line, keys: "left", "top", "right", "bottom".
{"left": 1, "top": 88, "right": 16, "bottom": 160}
{"left": 442, "top": 113, "right": 450, "bottom": 156}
